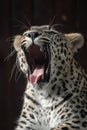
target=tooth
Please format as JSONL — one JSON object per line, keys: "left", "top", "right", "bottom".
{"left": 40, "top": 46, "right": 43, "bottom": 52}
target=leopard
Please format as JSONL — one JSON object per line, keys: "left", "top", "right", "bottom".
{"left": 13, "top": 25, "right": 87, "bottom": 130}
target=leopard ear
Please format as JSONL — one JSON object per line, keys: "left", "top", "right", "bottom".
{"left": 65, "top": 33, "right": 84, "bottom": 53}
{"left": 13, "top": 35, "right": 22, "bottom": 51}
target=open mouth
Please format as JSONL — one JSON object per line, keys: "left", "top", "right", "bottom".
{"left": 26, "top": 44, "right": 50, "bottom": 85}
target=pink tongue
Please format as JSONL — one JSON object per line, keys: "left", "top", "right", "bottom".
{"left": 29, "top": 67, "right": 44, "bottom": 85}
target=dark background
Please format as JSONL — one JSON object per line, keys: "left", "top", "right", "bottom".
{"left": 0, "top": 0, "right": 87, "bottom": 130}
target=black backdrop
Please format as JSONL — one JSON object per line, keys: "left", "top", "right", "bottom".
{"left": 0, "top": 0, "right": 87, "bottom": 130}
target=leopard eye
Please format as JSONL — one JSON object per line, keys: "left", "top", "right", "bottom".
{"left": 44, "top": 30, "right": 58, "bottom": 35}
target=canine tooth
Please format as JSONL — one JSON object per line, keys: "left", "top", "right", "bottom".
{"left": 40, "top": 47, "right": 43, "bottom": 52}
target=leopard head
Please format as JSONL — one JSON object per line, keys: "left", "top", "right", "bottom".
{"left": 13, "top": 25, "right": 84, "bottom": 87}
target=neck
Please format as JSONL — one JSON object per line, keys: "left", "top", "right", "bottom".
{"left": 43, "top": 58, "right": 85, "bottom": 98}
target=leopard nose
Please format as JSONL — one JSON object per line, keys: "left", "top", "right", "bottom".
{"left": 28, "top": 32, "right": 40, "bottom": 40}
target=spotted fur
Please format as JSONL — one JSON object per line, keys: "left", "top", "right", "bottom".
{"left": 13, "top": 25, "right": 87, "bottom": 130}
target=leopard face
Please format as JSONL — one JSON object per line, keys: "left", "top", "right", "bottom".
{"left": 13, "top": 25, "right": 84, "bottom": 87}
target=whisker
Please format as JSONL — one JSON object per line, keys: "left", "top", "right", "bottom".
{"left": 15, "top": 69, "right": 22, "bottom": 82}
{"left": 13, "top": 24, "right": 28, "bottom": 32}
{"left": 6, "top": 36, "right": 15, "bottom": 42}
{"left": 18, "top": 26, "right": 29, "bottom": 32}
{"left": 4, "top": 49, "right": 16, "bottom": 61}
{"left": 12, "top": 18, "right": 30, "bottom": 33}
{"left": 52, "top": 24, "right": 64, "bottom": 28}
{"left": 14, "top": 57, "right": 22, "bottom": 82}
{"left": 12, "top": 24, "right": 27, "bottom": 28}
{"left": 38, "top": 39, "right": 50, "bottom": 43}
{"left": 15, "top": 18, "right": 29, "bottom": 30}
{"left": 16, "top": 57, "right": 20, "bottom": 70}
{"left": 9, "top": 62, "right": 17, "bottom": 81}
{"left": 41, "top": 36, "right": 51, "bottom": 40}
{"left": 24, "top": 15, "right": 31, "bottom": 29}
{"left": 49, "top": 16, "right": 56, "bottom": 28}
